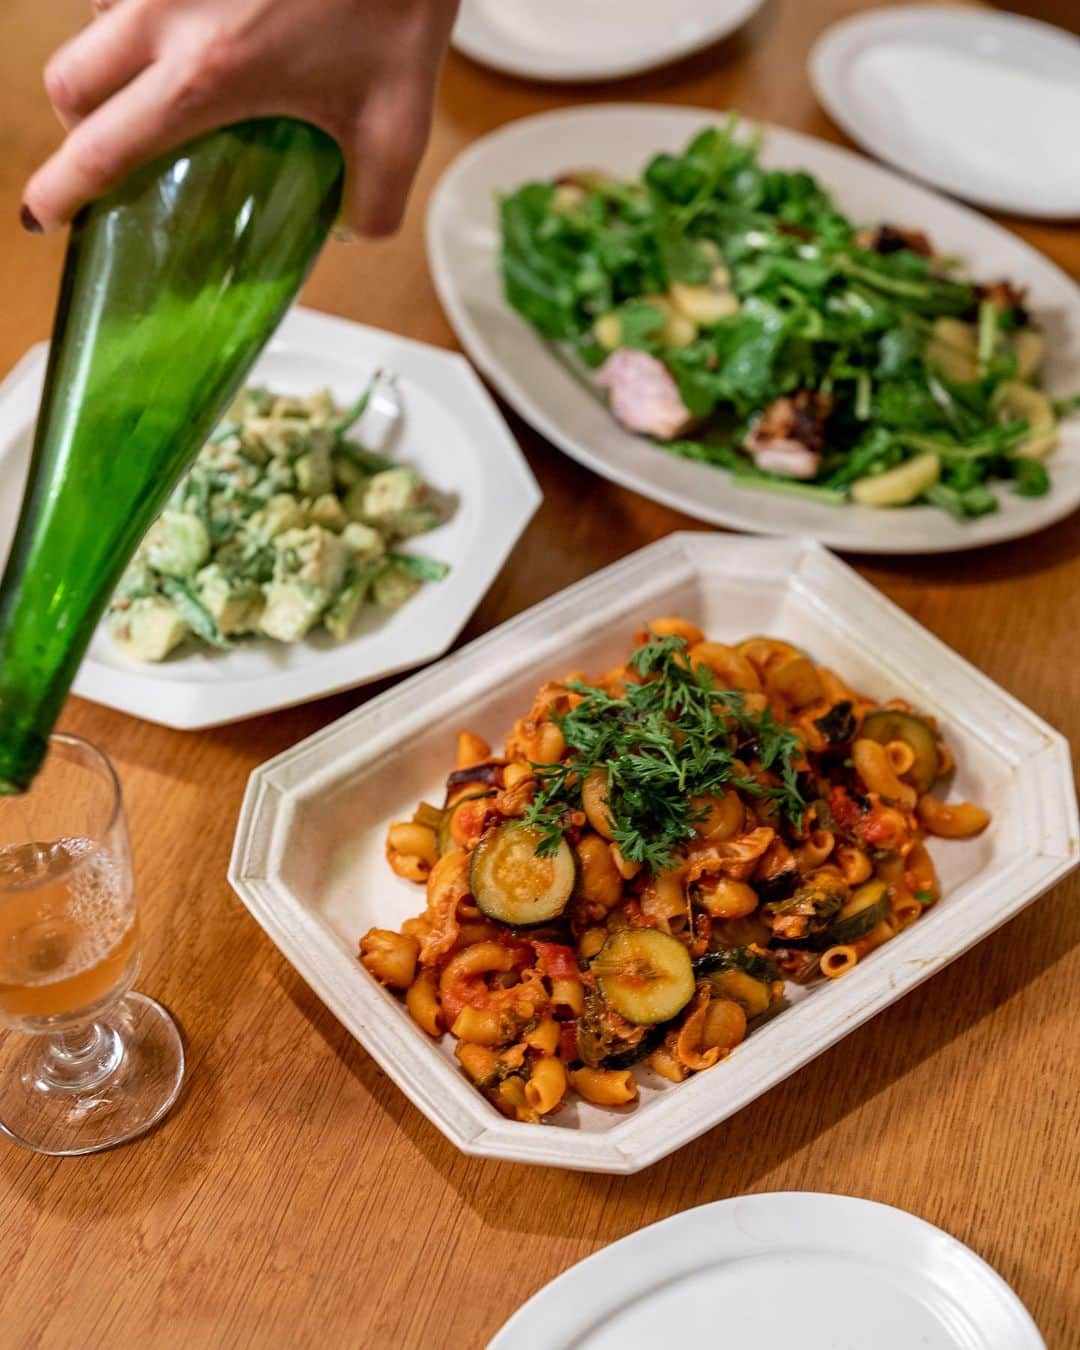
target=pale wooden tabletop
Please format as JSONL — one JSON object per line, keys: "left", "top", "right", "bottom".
{"left": 1, "top": 1, "right": 1078, "bottom": 1346}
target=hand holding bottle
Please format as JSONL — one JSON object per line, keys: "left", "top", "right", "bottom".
{"left": 22, "top": 0, "right": 460, "bottom": 237}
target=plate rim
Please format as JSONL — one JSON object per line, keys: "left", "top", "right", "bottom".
{"left": 451, "top": 0, "right": 765, "bottom": 83}
{"left": 229, "top": 531, "right": 1079, "bottom": 1174}
{"left": 809, "top": 5, "right": 1080, "bottom": 221}
{"left": 0, "top": 309, "right": 542, "bottom": 730}
{"left": 488, "top": 1191, "right": 1047, "bottom": 1349}
{"left": 424, "top": 101, "right": 1080, "bottom": 554}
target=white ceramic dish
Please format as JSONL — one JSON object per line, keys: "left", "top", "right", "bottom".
{"left": 426, "top": 104, "right": 1080, "bottom": 553}
{"left": 490, "top": 1193, "right": 1046, "bottom": 1349}
{"left": 229, "top": 533, "right": 1078, "bottom": 1173}
{"left": 451, "top": 0, "right": 765, "bottom": 83}
{"left": 811, "top": 7, "right": 1080, "bottom": 219}
{"left": 0, "top": 307, "right": 540, "bottom": 730}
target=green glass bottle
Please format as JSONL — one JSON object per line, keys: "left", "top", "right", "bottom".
{"left": 0, "top": 119, "right": 343, "bottom": 793}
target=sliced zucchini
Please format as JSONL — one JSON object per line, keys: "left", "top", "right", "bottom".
{"left": 859, "top": 709, "right": 940, "bottom": 793}
{"left": 576, "top": 989, "right": 662, "bottom": 1069}
{"left": 469, "top": 822, "right": 576, "bottom": 926}
{"left": 813, "top": 699, "right": 856, "bottom": 748}
{"left": 438, "top": 791, "right": 495, "bottom": 857}
{"left": 992, "top": 380, "right": 1059, "bottom": 461}
{"left": 414, "top": 801, "right": 445, "bottom": 833}
{"left": 705, "top": 967, "right": 772, "bottom": 1018}
{"left": 592, "top": 929, "right": 695, "bottom": 1026}
{"left": 814, "top": 879, "right": 889, "bottom": 949}
{"left": 851, "top": 453, "right": 940, "bottom": 507}
{"left": 766, "top": 874, "right": 846, "bottom": 945}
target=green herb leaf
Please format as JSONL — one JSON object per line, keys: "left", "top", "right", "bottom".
{"left": 387, "top": 553, "right": 451, "bottom": 582}
{"left": 524, "top": 634, "right": 807, "bottom": 872}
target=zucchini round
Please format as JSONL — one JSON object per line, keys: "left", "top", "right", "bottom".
{"left": 576, "top": 989, "right": 663, "bottom": 1069}
{"left": 469, "top": 822, "right": 576, "bottom": 927}
{"left": 704, "top": 967, "right": 772, "bottom": 1018}
{"left": 859, "top": 709, "right": 940, "bottom": 793}
{"left": 438, "top": 791, "right": 495, "bottom": 856}
{"left": 592, "top": 929, "right": 695, "bottom": 1026}
{"left": 814, "top": 879, "right": 889, "bottom": 949}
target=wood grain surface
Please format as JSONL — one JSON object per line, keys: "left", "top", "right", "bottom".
{"left": 1, "top": 2, "right": 1078, "bottom": 1346}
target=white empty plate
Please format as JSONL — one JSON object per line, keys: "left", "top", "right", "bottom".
{"left": 426, "top": 104, "right": 1080, "bottom": 554}
{"left": 452, "top": 0, "right": 765, "bottom": 82}
{"left": 810, "top": 6, "right": 1080, "bottom": 218}
{"left": 491, "top": 1193, "right": 1045, "bottom": 1349}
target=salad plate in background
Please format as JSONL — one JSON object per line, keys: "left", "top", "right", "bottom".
{"left": 452, "top": 0, "right": 765, "bottom": 83}
{"left": 0, "top": 307, "right": 540, "bottom": 730}
{"left": 426, "top": 105, "right": 1080, "bottom": 553}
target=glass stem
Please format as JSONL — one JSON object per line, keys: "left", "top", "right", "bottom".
{"left": 34, "top": 1019, "right": 123, "bottom": 1092}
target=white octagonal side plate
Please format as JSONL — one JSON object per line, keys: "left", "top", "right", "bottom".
{"left": 229, "top": 533, "right": 1078, "bottom": 1173}
{"left": 425, "top": 104, "right": 1080, "bottom": 554}
{"left": 452, "top": 0, "right": 765, "bottom": 84}
{"left": 0, "top": 307, "right": 541, "bottom": 729}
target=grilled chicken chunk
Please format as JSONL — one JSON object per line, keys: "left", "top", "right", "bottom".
{"left": 596, "top": 349, "right": 696, "bottom": 440}
{"left": 744, "top": 390, "right": 833, "bottom": 479}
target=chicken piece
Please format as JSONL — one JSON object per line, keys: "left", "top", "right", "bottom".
{"left": 974, "top": 279, "right": 1029, "bottom": 325}
{"left": 743, "top": 390, "right": 833, "bottom": 480}
{"left": 596, "top": 349, "right": 695, "bottom": 441}
{"left": 855, "top": 223, "right": 934, "bottom": 258}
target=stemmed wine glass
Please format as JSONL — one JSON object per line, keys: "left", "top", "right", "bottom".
{"left": 0, "top": 734, "right": 184, "bottom": 1154}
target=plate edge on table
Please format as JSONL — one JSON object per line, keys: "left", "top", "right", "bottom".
{"left": 451, "top": 0, "right": 764, "bottom": 83}
{"left": 809, "top": 6, "right": 1080, "bottom": 221}
{"left": 229, "top": 532, "right": 1079, "bottom": 1173}
{"left": 425, "top": 103, "right": 1080, "bottom": 553}
{"left": 488, "top": 1193, "right": 1048, "bottom": 1349}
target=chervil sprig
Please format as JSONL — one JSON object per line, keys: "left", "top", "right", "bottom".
{"left": 524, "top": 634, "right": 806, "bottom": 872}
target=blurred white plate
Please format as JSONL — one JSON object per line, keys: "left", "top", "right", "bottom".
{"left": 426, "top": 104, "right": 1080, "bottom": 554}
{"left": 491, "top": 1194, "right": 1045, "bottom": 1349}
{"left": 229, "top": 534, "right": 1077, "bottom": 1173}
{"left": 0, "top": 308, "right": 540, "bottom": 729}
{"left": 452, "top": 0, "right": 765, "bottom": 83}
{"left": 810, "top": 6, "right": 1080, "bottom": 218}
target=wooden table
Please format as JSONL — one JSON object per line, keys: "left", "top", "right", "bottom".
{"left": 2, "top": 2, "right": 1078, "bottom": 1346}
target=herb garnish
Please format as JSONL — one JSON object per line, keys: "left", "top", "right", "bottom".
{"left": 523, "top": 635, "right": 806, "bottom": 873}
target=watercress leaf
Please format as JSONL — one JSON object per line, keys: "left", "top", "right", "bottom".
{"left": 1011, "top": 456, "right": 1050, "bottom": 497}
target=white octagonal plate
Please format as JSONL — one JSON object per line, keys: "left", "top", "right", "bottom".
{"left": 229, "top": 533, "right": 1078, "bottom": 1173}
{"left": 0, "top": 307, "right": 541, "bottom": 729}
{"left": 426, "top": 104, "right": 1080, "bottom": 553}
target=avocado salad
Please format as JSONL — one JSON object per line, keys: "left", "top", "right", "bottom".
{"left": 500, "top": 117, "right": 1076, "bottom": 519}
{"left": 107, "top": 375, "right": 448, "bottom": 661}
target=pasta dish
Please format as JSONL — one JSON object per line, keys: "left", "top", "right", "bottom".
{"left": 360, "top": 622, "right": 989, "bottom": 1123}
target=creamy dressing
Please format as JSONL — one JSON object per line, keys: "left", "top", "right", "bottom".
{"left": 852, "top": 42, "right": 1080, "bottom": 202}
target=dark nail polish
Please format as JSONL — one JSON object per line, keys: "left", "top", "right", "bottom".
{"left": 20, "top": 204, "right": 42, "bottom": 234}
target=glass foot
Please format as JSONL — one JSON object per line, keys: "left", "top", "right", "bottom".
{"left": 0, "top": 993, "right": 185, "bottom": 1156}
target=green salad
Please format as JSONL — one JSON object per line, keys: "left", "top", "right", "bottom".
{"left": 108, "top": 376, "right": 448, "bottom": 661}
{"left": 500, "top": 117, "right": 1075, "bottom": 518}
